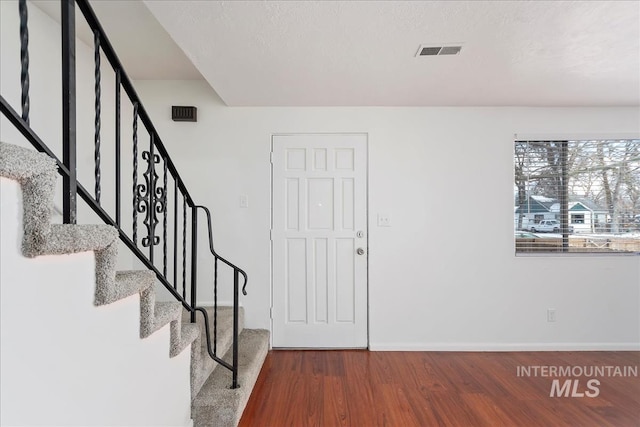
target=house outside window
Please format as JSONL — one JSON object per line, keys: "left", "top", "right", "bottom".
{"left": 514, "top": 139, "right": 640, "bottom": 254}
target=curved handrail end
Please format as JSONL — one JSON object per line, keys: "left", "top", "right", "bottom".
{"left": 194, "top": 204, "right": 249, "bottom": 295}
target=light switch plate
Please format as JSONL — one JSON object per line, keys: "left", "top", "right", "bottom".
{"left": 239, "top": 195, "right": 249, "bottom": 208}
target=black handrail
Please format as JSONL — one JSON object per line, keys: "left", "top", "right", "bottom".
{"left": 195, "top": 205, "right": 248, "bottom": 388}
{"left": 2, "top": 0, "right": 247, "bottom": 390}
{"left": 195, "top": 205, "right": 249, "bottom": 296}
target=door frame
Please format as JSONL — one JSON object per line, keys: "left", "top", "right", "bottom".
{"left": 269, "top": 133, "right": 370, "bottom": 348}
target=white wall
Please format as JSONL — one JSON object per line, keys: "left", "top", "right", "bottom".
{"left": 135, "top": 79, "right": 640, "bottom": 350}
{"left": 1, "top": 178, "right": 192, "bottom": 426}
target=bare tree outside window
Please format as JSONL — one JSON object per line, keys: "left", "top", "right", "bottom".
{"left": 514, "top": 140, "right": 640, "bottom": 254}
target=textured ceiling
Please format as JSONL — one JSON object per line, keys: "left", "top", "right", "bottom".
{"left": 34, "top": 0, "right": 640, "bottom": 107}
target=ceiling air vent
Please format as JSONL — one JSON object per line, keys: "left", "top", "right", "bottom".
{"left": 439, "top": 46, "right": 462, "bottom": 55}
{"left": 417, "top": 45, "right": 462, "bottom": 57}
{"left": 172, "top": 106, "right": 197, "bottom": 122}
{"left": 419, "top": 46, "right": 442, "bottom": 56}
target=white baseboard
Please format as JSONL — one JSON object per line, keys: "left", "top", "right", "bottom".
{"left": 369, "top": 342, "right": 640, "bottom": 351}
{"left": 184, "top": 419, "right": 194, "bottom": 427}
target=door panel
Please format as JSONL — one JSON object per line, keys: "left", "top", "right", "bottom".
{"left": 286, "top": 238, "right": 306, "bottom": 323}
{"left": 272, "top": 134, "right": 367, "bottom": 348}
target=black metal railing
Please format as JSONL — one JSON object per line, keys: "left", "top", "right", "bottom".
{"left": 0, "top": 0, "right": 246, "bottom": 389}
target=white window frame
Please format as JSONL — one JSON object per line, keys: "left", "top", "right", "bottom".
{"left": 514, "top": 137, "right": 640, "bottom": 256}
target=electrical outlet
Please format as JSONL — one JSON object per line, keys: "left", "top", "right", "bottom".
{"left": 239, "top": 195, "right": 249, "bottom": 208}
{"left": 377, "top": 214, "right": 391, "bottom": 227}
{"left": 547, "top": 308, "right": 557, "bottom": 322}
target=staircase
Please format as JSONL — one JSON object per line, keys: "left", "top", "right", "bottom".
{"left": 189, "top": 308, "right": 269, "bottom": 426}
{"left": 1, "top": 0, "right": 270, "bottom": 424}
{"left": 0, "top": 142, "right": 269, "bottom": 426}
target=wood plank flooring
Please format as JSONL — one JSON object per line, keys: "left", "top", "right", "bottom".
{"left": 239, "top": 350, "right": 640, "bottom": 427}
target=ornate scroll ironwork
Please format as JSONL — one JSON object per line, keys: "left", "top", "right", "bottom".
{"left": 135, "top": 149, "right": 166, "bottom": 248}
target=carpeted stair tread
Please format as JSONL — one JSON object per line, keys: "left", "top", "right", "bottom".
{"left": 96, "top": 270, "right": 155, "bottom": 306}
{"left": 192, "top": 350, "right": 216, "bottom": 399}
{"left": 172, "top": 323, "right": 200, "bottom": 358}
{"left": 139, "top": 287, "right": 157, "bottom": 338}
{"left": 138, "top": 297, "right": 195, "bottom": 361}
{"left": 185, "top": 307, "right": 244, "bottom": 356}
{"left": 1, "top": 143, "right": 58, "bottom": 257}
{"left": 152, "top": 302, "right": 183, "bottom": 335}
{"left": 35, "top": 224, "right": 119, "bottom": 256}
{"left": 185, "top": 306, "right": 245, "bottom": 399}
{"left": 192, "top": 329, "right": 270, "bottom": 427}
{"left": 0, "top": 142, "right": 58, "bottom": 181}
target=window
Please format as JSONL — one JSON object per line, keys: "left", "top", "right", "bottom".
{"left": 571, "top": 214, "right": 585, "bottom": 224}
{"left": 514, "top": 139, "right": 640, "bottom": 254}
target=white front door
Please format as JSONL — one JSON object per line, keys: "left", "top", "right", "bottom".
{"left": 271, "top": 134, "right": 368, "bottom": 348}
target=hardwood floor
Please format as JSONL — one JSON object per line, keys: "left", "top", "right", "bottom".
{"left": 239, "top": 350, "right": 640, "bottom": 427}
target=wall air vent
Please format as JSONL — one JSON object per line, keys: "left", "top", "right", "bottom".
{"left": 171, "top": 106, "right": 197, "bottom": 122}
{"left": 417, "top": 45, "right": 463, "bottom": 57}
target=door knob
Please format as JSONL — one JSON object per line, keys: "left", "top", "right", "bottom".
{"left": 356, "top": 248, "right": 365, "bottom": 255}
